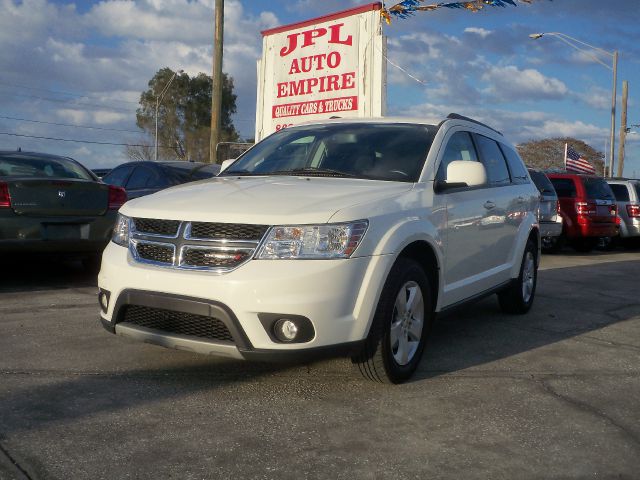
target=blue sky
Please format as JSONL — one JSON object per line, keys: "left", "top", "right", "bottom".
{"left": 1, "top": 0, "right": 639, "bottom": 176}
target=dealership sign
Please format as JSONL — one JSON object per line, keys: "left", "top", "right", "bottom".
{"left": 255, "top": 2, "right": 386, "bottom": 140}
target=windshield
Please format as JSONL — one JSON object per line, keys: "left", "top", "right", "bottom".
{"left": 584, "top": 177, "right": 614, "bottom": 200}
{"left": 221, "top": 123, "right": 436, "bottom": 182}
{"left": 0, "top": 153, "right": 94, "bottom": 180}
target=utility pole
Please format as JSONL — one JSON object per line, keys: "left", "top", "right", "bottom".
{"left": 608, "top": 51, "right": 618, "bottom": 178}
{"left": 616, "top": 80, "right": 629, "bottom": 178}
{"left": 209, "top": 0, "right": 224, "bottom": 164}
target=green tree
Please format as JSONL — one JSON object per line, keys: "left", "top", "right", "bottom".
{"left": 517, "top": 137, "right": 605, "bottom": 175}
{"left": 129, "top": 67, "right": 238, "bottom": 162}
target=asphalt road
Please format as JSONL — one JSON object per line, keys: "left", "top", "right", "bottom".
{"left": 1, "top": 249, "right": 639, "bottom": 479}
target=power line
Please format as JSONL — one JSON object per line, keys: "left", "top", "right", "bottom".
{"left": 0, "top": 115, "right": 142, "bottom": 134}
{"left": 0, "top": 131, "right": 165, "bottom": 148}
{"left": 0, "top": 80, "right": 140, "bottom": 106}
{"left": 0, "top": 91, "right": 135, "bottom": 113}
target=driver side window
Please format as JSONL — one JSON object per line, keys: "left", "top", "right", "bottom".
{"left": 436, "top": 131, "right": 479, "bottom": 181}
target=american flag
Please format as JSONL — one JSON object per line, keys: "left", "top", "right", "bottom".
{"left": 565, "top": 145, "right": 596, "bottom": 175}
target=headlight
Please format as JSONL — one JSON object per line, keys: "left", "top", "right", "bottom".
{"left": 112, "top": 213, "right": 131, "bottom": 247}
{"left": 256, "top": 221, "right": 368, "bottom": 259}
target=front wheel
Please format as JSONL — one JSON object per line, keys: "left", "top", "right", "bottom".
{"left": 353, "top": 258, "right": 433, "bottom": 384}
{"left": 498, "top": 239, "right": 537, "bottom": 314}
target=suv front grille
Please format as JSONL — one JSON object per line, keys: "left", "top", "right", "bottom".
{"left": 189, "top": 222, "right": 268, "bottom": 241}
{"left": 182, "top": 248, "right": 251, "bottom": 269}
{"left": 129, "top": 219, "right": 269, "bottom": 272}
{"left": 136, "top": 243, "right": 174, "bottom": 264}
{"left": 121, "top": 305, "right": 233, "bottom": 342}
{"left": 133, "top": 218, "right": 180, "bottom": 236}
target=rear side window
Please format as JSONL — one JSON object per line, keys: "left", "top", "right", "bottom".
{"left": 436, "top": 131, "right": 479, "bottom": 181}
{"left": 529, "top": 171, "right": 556, "bottom": 196}
{"left": 473, "top": 134, "right": 511, "bottom": 187}
{"left": 127, "top": 167, "right": 157, "bottom": 189}
{"left": 501, "top": 145, "right": 529, "bottom": 184}
{"left": 609, "top": 184, "right": 630, "bottom": 202}
{"left": 583, "top": 177, "right": 614, "bottom": 200}
{"left": 550, "top": 178, "right": 577, "bottom": 198}
{"left": 102, "top": 165, "right": 133, "bottom": 187}
{"left": 634, "top": 183, "right": 640, "bottom": 201}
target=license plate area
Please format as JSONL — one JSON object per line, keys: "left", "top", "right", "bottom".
{"left": 43, "top": 224, "right": 89, "bottom": 240}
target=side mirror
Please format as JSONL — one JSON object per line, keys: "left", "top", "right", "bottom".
{"left": 220, "top": 158, "right": 236, "bottom": 173}
{"left": 435, "top": 161, "right": 487, "bottom": 192}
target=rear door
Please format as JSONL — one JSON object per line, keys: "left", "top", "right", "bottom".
{"left": 472, "top": 133, "right": 519, "bottom": 271}
{"left": 436, "top": 130, "right": 493, "bottom": 305}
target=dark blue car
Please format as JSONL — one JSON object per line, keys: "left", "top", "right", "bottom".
{"left": 102, "top": 161, "right": 220, "bottom": 200}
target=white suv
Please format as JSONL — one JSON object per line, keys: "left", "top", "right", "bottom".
{"left": 99, "top": 114, "right": 540, "bottom": 383}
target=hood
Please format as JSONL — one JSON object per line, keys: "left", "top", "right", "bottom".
{"left": 120, "top": 176, "right": 413, "bottom": 224}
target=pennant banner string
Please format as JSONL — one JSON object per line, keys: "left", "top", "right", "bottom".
{"left": 382, "top": 0, "right": 550, "bottom": 24}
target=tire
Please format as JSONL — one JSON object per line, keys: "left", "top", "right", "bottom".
{"left": 542, "top": 234, "right": 564, "bottom": 254}
{"left": 498, "top": 239, "right": 537, "bottom": 314}
{"left": 353, "top": 257, "right": 433, "bottom": 384}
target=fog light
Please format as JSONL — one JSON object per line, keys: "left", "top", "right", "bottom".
{"left": 274, "top": 318, "right": 298, "bottom": 342}
{"left": 98, "top": 289, "right": 110, "bottom": 313}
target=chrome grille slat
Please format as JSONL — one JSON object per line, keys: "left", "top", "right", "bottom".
{"left": 188, "top": 222, "right": 268, "bottom": 241}
{"left": 133, "top": 218, "right": 180, "bottom": 237}
{"left": 129, "top": 219, "right": 270, "bottom": 272}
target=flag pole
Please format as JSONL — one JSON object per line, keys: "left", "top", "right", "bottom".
{"left": 564, "top": 143, "right": 568, "bottom": 172}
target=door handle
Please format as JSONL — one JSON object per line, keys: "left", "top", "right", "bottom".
{"left": 517, "top": 196, "right": 525, "bottom": 203}
{"left": 484, "top": 201, "right": 496, "bottom": 210}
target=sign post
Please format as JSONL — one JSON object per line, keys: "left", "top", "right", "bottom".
{"left": 255, "top": 3, "right": 386, "bottom": 141}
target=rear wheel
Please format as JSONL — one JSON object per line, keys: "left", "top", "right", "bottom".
{"left": 542, "top": 233, "right": 565, "bottom": 254}
{"left": 353, "top": 258, "right": 433, "bottom": 384}
{"left": 498, "top": 239, "right": 537, "bottom": 314}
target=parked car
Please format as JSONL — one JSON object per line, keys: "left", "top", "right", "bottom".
{"left": 102, "top": 161, "right": 220, "bottom": 200}
{"left": 528, "top": 169, "right": 563, "bottom": 252}
{"left": 606, "top": 178, "right": 640, "bottom": 246}
{"left": 0, "top": 151, "right": 126, "bottom": 267}
{"left": 91, "top": 168, "right": 112, "bottom": 178}
{"left": 546, "top": 173, "right": 618, "bottom": 252}
{"left": 98, "top": 114, "right": 540, "bottom": 384}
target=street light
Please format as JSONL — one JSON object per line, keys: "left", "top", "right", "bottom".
{"left": 155, "top": 69, "right": 184, "bottom": 161}
{"left": 530, "top": 32, "right": 618, "bottom": 177}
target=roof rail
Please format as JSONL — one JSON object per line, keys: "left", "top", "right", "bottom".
{"left": 442, "top": 113, "right": 503, "bottom": 136}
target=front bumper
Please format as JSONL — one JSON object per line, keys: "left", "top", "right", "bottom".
{"left": 98, "top": 242, "right": 393, "bottom": 356}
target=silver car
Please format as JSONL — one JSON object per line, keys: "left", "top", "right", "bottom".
{"left": 607, "top": 178, "right": 640, "bottom": 245}
{"left": 529, "top": 169, "right": 563, "bottom": 251}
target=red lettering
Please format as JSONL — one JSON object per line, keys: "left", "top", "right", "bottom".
{"left": 288, "top": 59, "right": 300, "bottom": 75}
{"left": 307, "top": 78, "right": 319, "bottom": 94}
{"left": 341, "top": 72, "right": 356, "bottom": 90}
{"left": 327, "top": 51, "right": 340, "bottom": 69}
{"left": 328, "top": 24, "right": 352, "bottom": 46}
{"left": 280, "top": 33, "right": 298, "bottom": 57}
{"left": 326, "top": 75, "right": 340, "bottom": 92}
{"left": 300, "top": 56, "right": 313, "bottom": 73}
{"left": 277, "top": 82, "right": 288, "bottom": 98}
{"left": 301, "top": 27, "right": 327, "bottom": 49}
{"left": 290, "top": 79, "right": 305, "bottom": 96}
{"left": 313, "top": 54, "right": 325, "bottom": 70}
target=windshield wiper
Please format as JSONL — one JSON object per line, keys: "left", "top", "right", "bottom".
{"left": 270, "top": 167, "right": 356, "bottom": 178}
